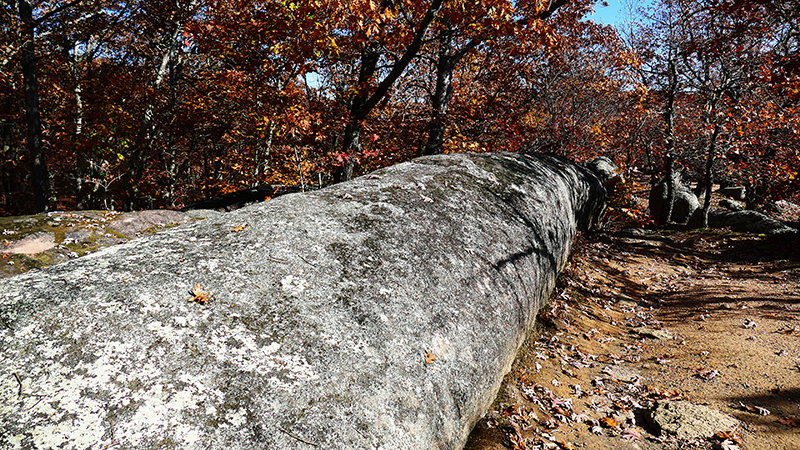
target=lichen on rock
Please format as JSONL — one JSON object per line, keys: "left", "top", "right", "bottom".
{"left": 1, "top": 152, "right": 609, "bottom": 450}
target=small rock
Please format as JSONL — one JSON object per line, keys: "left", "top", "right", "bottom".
{"left": 719, "top": 199, "right": 744, "bottom": 212}
{"left": 720, "top": 186, "right": 746, "bottom": 201}
{"left": 601, "top": 365, "right": 643, "bottom": 383}
{"left": 650, "top": 401, "right": 738, "bottom": 440}
{"left": 4, "top": 232, "right": 56, "bottom": 255}
{"left": 633, "top": 327, "right": 673, "bottom": 340}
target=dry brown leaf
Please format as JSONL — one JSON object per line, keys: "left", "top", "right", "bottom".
{"left": 621, "top": 428, "right": 641, "bottom": 440}
{"left": 557, "top": 440, "right": 576, "bottom": 450}
{"left": 599, "top": 417, "right": 620, "bottom": 428}
{"left": 188, "top": 284, "right": 212, "bottom": 304}
{"left": 778, "top": 416, "right": 800, "bottom": 427}
{"left": 424, "top": 351, "right": 438, "bottom": 364}
{"left": 714, "top": 429, "right": 742, "bottom": 443}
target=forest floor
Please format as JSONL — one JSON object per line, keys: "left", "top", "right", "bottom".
{"left": 465, "top": 186, "right": 800, "bottom": 450}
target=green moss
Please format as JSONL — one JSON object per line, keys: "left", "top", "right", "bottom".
{"left": 491, "top": 387, "right": 505, "bottom": 409}
{"left": 104, "top": 227, "right": 128, "bottom": 240}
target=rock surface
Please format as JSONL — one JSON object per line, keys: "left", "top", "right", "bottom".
{"left": 0, "top": 153, "right": 607, "bottom": 450}
{"left": 649, "top": 172, "right": 700, "bottom": 225}
{"left": 649, "top": 401, "right": 738, "bottom": 440}
{"left": 719, "top": 198, "right": 745, "bottom": 212}
{"left": 4, "top": 231, "right": 56, "bottom": 255}
{"left": 0, "top": 210, "right": 195, "bottom": 279}
{"left": 708, "top": 209, "right": 797, "bottom": 235}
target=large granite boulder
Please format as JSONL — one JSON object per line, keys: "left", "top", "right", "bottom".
{"left": 708, "top": 210, "right": 797, "bottom": 235}
{"left": 0, "top": 153, "right": 608, "bottom": 450}
{"left": 649, "top": 171, "right": 701, "bottom": 225}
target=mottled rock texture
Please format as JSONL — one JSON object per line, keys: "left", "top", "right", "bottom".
{"left": 649, "top": 171, "right": 700, "bottom": 225}
{"left": 0, "top": 152, "right": 607, "bottom": 450}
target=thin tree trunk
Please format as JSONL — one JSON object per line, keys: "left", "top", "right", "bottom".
{"left": 423, "top": 28, "right": 477, "bottom": 155}
{"left": 252, "top": 120, "right": 274, "bottom": 184}
{"left": 662, "top": 60, "right": 678, "bottom": 225}
{"left": 19, "top": 0, "right": 49, "bottom": 213}
{"left": 664, "top": 155, "right": 676, "bottom": 224}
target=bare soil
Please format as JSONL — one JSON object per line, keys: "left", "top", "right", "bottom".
{"left": 465, "top": 209, "right": 800, "bottom": 449}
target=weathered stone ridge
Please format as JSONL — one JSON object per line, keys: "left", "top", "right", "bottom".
{"left": 0, "top": 152, "right": 607, "bottom": 450}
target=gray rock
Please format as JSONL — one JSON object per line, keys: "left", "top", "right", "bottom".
{"left": 0, "top": 153, "right": 606, "bottom": 450}
{"left": 63, "top": 228, "right": 95, "bottom": 244}
{"left": 708, "top": 209, "right": 797, "bottom": 235}
{"left": 650, "top": 401, "right": 738, "bottom": 440}
{"left": 771, "top": 199, "right": 800, "bottom": 217}
{"left": 649, "top": 172, "right": 700, "bottom": 225}
{"left": 108, "top": 209, "right": 190, "bottom": 237}
{"left": 719, "top": 199, "right": 744, "bottom": 212}
{"left": 720, "top": 186, "right": 746, "bottom": 201}
{"left": 601, "top": 365, "right": 643, "bottom": 383}
{"left": 184, "top": 209, "right": 223, "bottom": 219}
{"left": 633, "top": 327, "right": 673, "bottom": 340}
{"left": 585, "top": 156, "right": 623, "bottom": 186}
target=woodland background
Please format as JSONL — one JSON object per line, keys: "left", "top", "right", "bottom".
{"left": 1, "top": 0, "right": 798, "bottom": 217}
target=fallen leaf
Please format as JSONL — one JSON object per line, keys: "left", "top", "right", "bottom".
{"left": 231, "top": 224, "right": 249, "bottom": 232}
{"left": 713, "top": 440, "right": 740, "bottom": 450}
{"left": 778, "top": 416, "right": 800, "bottom": 427}
{"left": 188, "top": 284, "right": 212, "bottom": 304}
{"left": 557, "top": 440, "right": 576, "bottom": 450}
{"left": 424, "top": 351, "right": 438, "bottom": 364}
{"left": 599, "top": 417, "right": 620, "bottom": 428}
{"left": 714, "top": 429, "right": 742, "bottom": 443}
{"left": 621, "top": 428, "right": 641, "bottom": 440}
{"left": 697, "top": 369, "right": 720, "bottom": 381}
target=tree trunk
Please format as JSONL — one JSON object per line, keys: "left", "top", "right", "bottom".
{"left": 664, "top": 155, "right": 676, "bottom": 224}
{"left": 699, "top": 122, "right": 722, "bottom": 229}
{"left": 423, "top": 26, "right": 459, "bottom": 155}
{"left": 662, "top": 60, "right": 679, "bottom": 225}
{"left": 19, "top": 0, "right": 50, "bottom": 213}
{"left": 333, "top": 0, "right": 445, "bottom": 183}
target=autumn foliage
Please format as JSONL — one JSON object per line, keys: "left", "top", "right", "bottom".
{"left": 1, "top": 0, "right": 797, "bottom": 215}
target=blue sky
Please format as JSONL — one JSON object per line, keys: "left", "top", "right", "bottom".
{"left": 587, "top": 0, "right": 630, "bottom": 25}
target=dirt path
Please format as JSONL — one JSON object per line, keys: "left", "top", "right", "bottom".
{"left": 465, "top": 227, "right": 800, "bottom": 450}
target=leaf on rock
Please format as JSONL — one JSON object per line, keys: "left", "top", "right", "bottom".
{"left": 188, "top": 284, "right": 212, "bottom": 304}
{"left": 231, "top": 224, "right": 249, "bottom": 232}
{"left": 424, "top": 351, "right": 438, "bottom": 364}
